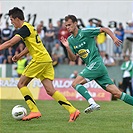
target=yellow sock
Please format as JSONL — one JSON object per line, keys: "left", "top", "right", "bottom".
{"left": 52, "top": 91, "right": 76, "bottom": 114}
{"left": 20, "top": 86, "right": 39, "bottom": 112}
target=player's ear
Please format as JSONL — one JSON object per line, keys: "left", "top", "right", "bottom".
{"left": 74, "top": 21, "right": 78, "bottom": 26}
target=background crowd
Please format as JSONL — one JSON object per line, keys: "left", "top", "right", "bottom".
{"left": 0, "top": 18, "right": 133, "bottom": 96}
{"left": 0, "top": 18, "right": 133, "bottom": 66}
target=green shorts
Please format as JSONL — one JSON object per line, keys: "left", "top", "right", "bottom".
{"left": 79, "top": 62, "right": 114, "bottom": 90}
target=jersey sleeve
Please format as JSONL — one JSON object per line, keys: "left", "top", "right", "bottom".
{"left": 82, "top": 27, "right": 101, "bottom": 37}
{"left": 15, "top": 25, "right": 31, "bottom": 39}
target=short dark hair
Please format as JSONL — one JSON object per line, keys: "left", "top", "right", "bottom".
{"left": 65, "top": 15, "right": 77, "bottom": 23}
{"left": 88, "top": 19, "right": 93, "bottom": 22}
{"left": 8, "top": 7, "right": 24, "bottom": 20}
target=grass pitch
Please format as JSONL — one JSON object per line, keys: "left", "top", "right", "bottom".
{"left": 0, "top": 100, "right": 133, "bottom": 133}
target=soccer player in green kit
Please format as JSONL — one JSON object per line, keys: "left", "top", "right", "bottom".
{"left": 61, "top": 15, "right": 133, "bottom": 114}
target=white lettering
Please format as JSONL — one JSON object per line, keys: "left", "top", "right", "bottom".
{"left": 84, "top": 80, "right": 101, "bottom": 89}
{"left": 0, "top": 78, "right": 101, "bottom": 90}
{"left": 0, "top": 78, "right": 19, "bottom": 87}
{"left": 53, "top": 80, "right": 73, "bottom": 88}
{"left": 32, "top": 80, "right": 43, "bottom": 88}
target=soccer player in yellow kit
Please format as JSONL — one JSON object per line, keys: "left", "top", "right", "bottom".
{"left": 0, "top": 7, "right": 80, "bottom": 122}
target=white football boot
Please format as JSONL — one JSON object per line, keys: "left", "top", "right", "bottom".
{"left": 84, "top": 104, "right": 100, "bottom": 114}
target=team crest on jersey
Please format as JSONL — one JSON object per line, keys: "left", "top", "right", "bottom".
{"left": 78, "top": 49, "right": 89, "bottom": 58}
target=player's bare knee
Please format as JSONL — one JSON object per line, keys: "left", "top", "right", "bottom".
{"left": 17, "top": 82, "right": 25, "bottom": 89}
{"left": 17, "top": 83, "right": 22, "bottom": 89}
{"left": 46, "top": 90, "right": 51, "bottom": 96}
{"left": 71, "top": 82, "right": 77, "bottom": 88}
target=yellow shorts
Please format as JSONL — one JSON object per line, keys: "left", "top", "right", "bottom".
{"left": 22, "top": 60, "right": 54, "bottom": 81}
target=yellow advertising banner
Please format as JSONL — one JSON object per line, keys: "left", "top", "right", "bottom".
{"left": 0, "top": 78, "right": 40, "bottom": 99}
{"left": 0, "top": 78, "right": 111, "bottom": 101}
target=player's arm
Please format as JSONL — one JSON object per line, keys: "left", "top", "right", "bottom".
{"left": 100, "top": 27, "right": 122, "bottom": 47}
{"left": 60, "top": 37, "right": 76, "bottom": 61}
{"left": 12, "top": 47, "right": 29, "bottom": 62}
{"left": 66, "top": 47, "right": 77, "bottom": 61}
{"left": 0, "top": 36, "right": 21, "bottom": 50}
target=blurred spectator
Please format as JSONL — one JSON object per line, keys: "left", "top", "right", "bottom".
{"left": 1, "top": 22, "right": 13, "bottom": 61}
{"left": 100, "top": 51, "right": 115, "bottom": 66}
{"left": 54, "top": 20, "right": 62, "bottom": 43}
{"left": 15, "top": 42, "right": 25, "bottom": 55}
{"left": 69, "top": 70, "right": 78, "bottom": 79}
{"left": 1, "top": 22, "right": 13, "bottom": 43}
{"left": 5, "top": 47, "right": 15, "bottom": 64}
{"left": 36, "top": 24, "right": 45, "bottom": 43}
{"left": 15, "top": 56, "right": 28, "bottom": 77}
{"left": 40, "top": 20, "right": 47, "bottom": 34}
{"left": 52, "top": 41, "right": 65, "bottom": 64}
{"left": 44, "top": 22, "right": 55, "bottom": 55}
{"left": 113, "top": 22, "right": 124, "bottom": 58}
{"left": 120, "top": 55, "right": 133, "bottom": 96}
{"left": 118, "top": 81, "right": 123, "bottom": 92}
{"left": 0, "top": 51, "right": 7, "bottom": 64}
{"left": 58, "top": 22, "right": 71, "bottom": 63}
{"left": 96, "top": 20, "right": 107, "bottom": 53}
{"left": 96, "top": 19, "right": 104, "bottom": 27}
{"left": 103, "top": 53, "right": 116, "bottom": 67}
{"left": 123, "top": 20, "right": 133, "bottom": 56}
{"left": 86, "top": 19, "right": 96, "bottom": 28}
{"left": 58, "top": 22, "right": 71, "bottom": 42}
{"left": 0, "top": 28, "right": 2, "bottom": 44}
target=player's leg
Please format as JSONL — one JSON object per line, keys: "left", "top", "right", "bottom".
{"left": 106, "top": 84, "right": 133, "bottom": 106}
{"left": 41, "top": 78, "right": 80, "bottom": 122}
{"left": 72, "top": 75, "right": 100, "bottom": 113}
{"left": 18, "top": 75, "right": 41, "bottom": 120}
{"left": 40, "top": 62, "right": 80, "bottom": 122}
{"left": 18, "top": 60, "right": 45, "bottom": 120}
{"left": 95, "top": 73, "right": 133, "bottom": 106}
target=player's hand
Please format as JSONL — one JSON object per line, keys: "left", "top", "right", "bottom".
{"left": 60, "top": 36, "right": 70, "bottom": 48}
{"left": 113, "top": 37, "right": 122, "bottom": 47}
{"left": 12, "top": 54, "right": 19, "bottom": 62}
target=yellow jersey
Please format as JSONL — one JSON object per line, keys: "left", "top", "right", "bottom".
{"left": 15, "top": 22, "right": 52, "bottom": 62}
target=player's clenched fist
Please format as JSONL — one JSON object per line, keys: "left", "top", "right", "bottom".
{"left": 12, "top": 55, "right": 19, "bottom": 62}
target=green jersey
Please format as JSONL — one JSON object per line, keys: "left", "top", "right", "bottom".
{"left": 68, "top": 28, "right": 102, "bottom": 66}
{"left": 68, "top": 28, "right": 114, "bottom": 89}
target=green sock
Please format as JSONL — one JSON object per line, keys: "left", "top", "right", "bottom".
{"left": 75, "top": 84, "right": 92, "bottom": 101}
{"left": 120, "top": 92, "right": 133, "bottom": 106}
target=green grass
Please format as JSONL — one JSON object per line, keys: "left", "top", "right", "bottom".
{"left": 0, "top": 100, "right": 133, "bottom": 133}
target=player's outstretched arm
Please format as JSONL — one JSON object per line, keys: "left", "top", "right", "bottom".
{"left": 100, "top": 27, "right": 122, "bottom": 47}
{"left": 0, "top": 36, "right": 21, "bottom": 51}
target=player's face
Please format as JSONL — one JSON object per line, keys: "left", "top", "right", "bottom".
{"left": 65, "top": 19, "right": 77, "bottom": 34}
{"left": 10, "top": 15, "right": 19, "bottom": 28}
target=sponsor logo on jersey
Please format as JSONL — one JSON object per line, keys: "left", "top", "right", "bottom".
{"left": 78, "top": 49, "right": 89, "bottom": 58}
